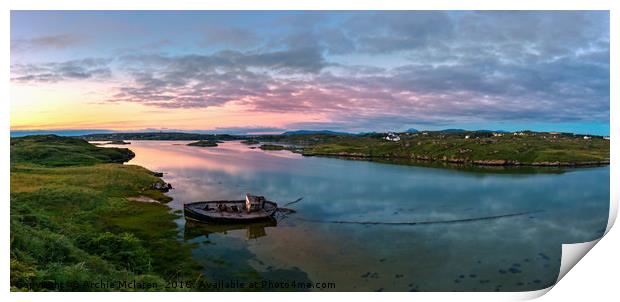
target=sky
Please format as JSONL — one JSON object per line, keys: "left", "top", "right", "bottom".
{"left": 10, "top": 11, "right": 610, "bottom": 135}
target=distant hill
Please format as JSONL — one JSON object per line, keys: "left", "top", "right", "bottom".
{"left": 437, "top": 129, "right": 510, "bottom": 133}
{"left": 79, "top": 132, "right": 243, "bottom": 141}
{"left": 438, "top": 129, "right": 467, "bottom": 133}
{"left": 282, "top": 130, "right": 352, "bottom": 136}
{"left": 11, "top": 129, "right": 115, "bottom": 137}
{"left": 406, "top": 128, "right": 418, "bottom": 133}
{"left": 473, "top": 129, "right": 510, "bottom": 133}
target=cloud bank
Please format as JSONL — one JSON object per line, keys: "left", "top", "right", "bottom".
{"left": 11, "top": 11, "right": 609, "bottom": 131}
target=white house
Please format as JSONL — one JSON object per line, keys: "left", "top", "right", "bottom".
{"left": 603, "top": 136, "right": 610, "bottom": 140}
{"left": 583, "top": 136, "right": 591, "bottom": 140}
{"left": 385, "top": 132, "right": 401, "bottom": 142}
{"left": 464, "top": 135, "right": 470, "bottom": 139}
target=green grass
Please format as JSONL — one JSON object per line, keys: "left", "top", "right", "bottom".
{"left": 10, "top": 135, "right": 202, "bottom": 291}
{"left": 295, "top": 132, "right": 610, "bottom": 165}
{"left": 11, "top": 135, "right": 134, "bottom": 167}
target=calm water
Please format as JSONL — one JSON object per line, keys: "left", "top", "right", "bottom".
{"left": 123, "top": 140, "right": 609, "bottom": 292}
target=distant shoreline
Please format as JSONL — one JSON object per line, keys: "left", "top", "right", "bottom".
{"left": 300, "top": 152, "right": 610, "bottom": 167}
{"left": 77, "top": 130, "right": 610, "bottom": 168}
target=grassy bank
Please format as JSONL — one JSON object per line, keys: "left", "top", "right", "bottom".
{"left": 276, "top": 132, "right": 610, "bottom": 166}
{"left": 11, "top": 135, "right": 135, "bottom": 167}
{"left": 10, "top": 135, "right": 202, "bottom": 291}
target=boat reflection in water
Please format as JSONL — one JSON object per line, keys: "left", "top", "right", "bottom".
{"left": 184, "top": 219, "right": 278, "bottom": 240}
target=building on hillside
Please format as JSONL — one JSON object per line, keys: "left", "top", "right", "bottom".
{"left": 385, "top": 132, "right": 401, "bottom": 142}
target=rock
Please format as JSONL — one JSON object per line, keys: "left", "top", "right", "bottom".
{"left": 472, "top": 159, "right": 507, "bottom": 166}
{"left": 151, "top": 181, "right": 173, "bottom": 192}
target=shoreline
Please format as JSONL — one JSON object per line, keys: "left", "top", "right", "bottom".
{"left": 300, "top": 152, "right": 610, "bottom": 167}
{"left": 102, "top": 138, "right": 610, "bottom": 169}
{"left": 95, "top": 138, "right": 609, "bottom": 169}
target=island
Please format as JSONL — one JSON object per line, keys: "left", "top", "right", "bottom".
{"left": 91, "top": 139, "right": 131, "bottom": 145}
{"left": 105, "top": 139, "right": 131, "bottom": 145}
{"left": 187, "top": 140, "right": 219, "bottom": 147}
{"left": 241, "top": 139, "right": 260, "bottom": 145}
{"left": 10, "top": 135, "right": 201, "bottom": 291}
{"left": 259, "top": 144, "right": 287, "bottom": 151}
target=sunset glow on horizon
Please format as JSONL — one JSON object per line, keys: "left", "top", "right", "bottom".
{"left": 11, "top": 11, "right": 610, "bottom": 135}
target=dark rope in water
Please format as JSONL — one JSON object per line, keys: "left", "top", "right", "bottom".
{"left": 295, "top": 210, "right": 543, "bottom": 226}
{"left": 281, "top": 197, "right": 303, "bottom": 207}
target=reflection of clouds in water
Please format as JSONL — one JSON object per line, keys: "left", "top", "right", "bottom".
{"left": 125, "top": 140, "right": 608, "bottom": 291}
{"left": 132, "top": 140, "right": 607, "bottom": 234}
{"left": 128, "top": 141, "right": 301, "bottom": 175}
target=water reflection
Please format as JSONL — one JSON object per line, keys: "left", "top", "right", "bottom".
{"left": 122, "top": 140, "right": 609, "bottom": 292}
{"left": 184, "top": 220, "right": 277, "bottom": 240}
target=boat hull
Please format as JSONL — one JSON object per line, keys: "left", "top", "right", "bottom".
{"left": 184, "top": 200, "right": 278, "bottom": 224}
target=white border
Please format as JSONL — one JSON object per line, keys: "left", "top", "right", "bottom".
{"left": 2, "top": 1, "right": 618, "bottom": 301}
{"left": 0, "top": 0, "right": 616, "bottom": 10}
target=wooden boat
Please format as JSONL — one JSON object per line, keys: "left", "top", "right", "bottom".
{"left": 184, "top": 194, "right": 278, "bottom": 224}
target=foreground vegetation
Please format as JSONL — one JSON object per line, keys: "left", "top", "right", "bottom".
{"left": 11, "top": 135, "right": 202, "bottom": 291}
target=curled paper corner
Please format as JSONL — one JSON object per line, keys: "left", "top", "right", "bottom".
{"left": 604, "top": 193, "right": 618, "bottom": 237}
{"left": 556, "top": 239, "right": 601, "bottom": 282}
{"left": 556, "top": 177, "right": 618, "bottom": 278}
{"left": 514, "top": 209, "right": 616, "bottom": 299}
{"left": 558, "top": 191, "right": 619, "bottom": 282}
{"left": 510, "top": 239, "right": 602, "bottom": 300}
{"left": 511, "top": 286, "right": 553, "bottom": 300}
